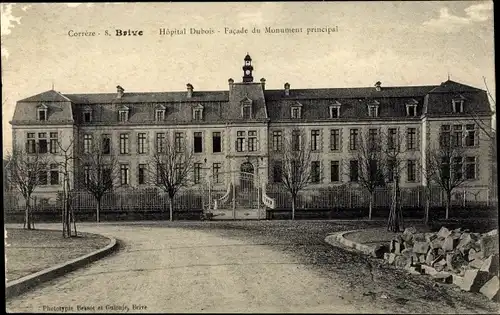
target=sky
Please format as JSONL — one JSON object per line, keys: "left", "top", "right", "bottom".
{"left": 1, "top": 1, "right": 495, "bottom": 155}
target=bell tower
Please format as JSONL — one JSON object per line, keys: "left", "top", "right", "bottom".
{"left": 242, "top": 53, "right": 254, "bottom": 83}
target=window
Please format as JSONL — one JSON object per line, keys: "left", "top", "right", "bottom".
{"left": 311, "top": 130, "right": 320, "bottom": 151}
{"left": 102, "top": 135, "right": 111, "bottom": 154}
{"left": 193, "top": 163, "right": 202, "bottom": 184}
{"left": 368, "top": 129, "right": 378, "bottom": 151}
{"left": 83, "top": 134, "right": 93, "bottom": 154}
{"left": 452, "top": 125, "right": 463, "bottom": 147}
{"left": 349, "top": 160, "right": 359, "bottom": 182}
{"left": 174, "top": 132, "right": 184, "bottom": 152}
{"left": 156, "top": 163, "right": 165, "bottom": 184}
{"left": 292, "top": 130, "right": 301, "bottom": 151}
{"left": 330, "top": 129, "right": 340, "bottom": 151}
{"left": 330, "top": 106, "right": 340, "bottom": 118}
{"left": 453, "top": 157, "right": 463, "bottom": 181}
{"left": 291, "top": 106, "right": 301, "bottom": 119}
{"left": 452, "top": 100, "right": 464, "bottom": 113}
{"left": 155, "top": 133, "right": 165, "bottom": 153}
{"left": 236, "top": 131, "right": 245, "bottom": 152}
{"left": 311, "top": 161, "right": 321, "bottom": 183}
{"left": 26, "top": 133, "right": 36, "bottom": 154}
{"left": 120, "top": 133, "right": 129, "bottom": 154}
{"left": 194, "top": 132, "right": 203, "bottom": 153}
{"left": 50, "top": 164, "right": 59, "bottom": 185}
{"left": 120, "top": 164, "right": 129, "bottom": 185}
{"left": 193, "top": 109, "right": 203, "bottom": 121}
{"left": 387, "top": 159, "right": 396, "bottom": 182}
{"left": 465, "top": 124, "right": 476, "bottom": 146}
{"left": 83, "top": 111, "right": 92, "bottom": 123}
{"left": 388, "top": 128, "right": 397, "bottom": 150}
{"left": 213, "top": 163, "right": 222, "bottom": 183}
{"left": 248, "top": 131, "right": 257, "bottom": 152}
{"left": 38, "top": 164, "right": 47, "bottom": 185}
{"left": 138, "top": 133, "right": 147, "bottom": 154}
{"left": 368, "top": 105, "right": 379, "bottom": 117}
{"left": 441, "top": 157, "right": 450, "bottom": 180}
{"left": 272, "top": 130, "right": 283, "bottom": 151}
{"left": 38, "top": 108, "right": 47, "bottom": 121}
{"left": 331, "top": 161, "right": 340, "bottom": 182}
{"left": 349, "top": 129, "right": 358, "bottom": 150}
{"left": 212, "top": 132, "right": 222, "bottom": 153}
{"left": 369, "top": 159, "right": 379, "bottom": 183}
{"left": 406, "top": 128, "right": 416, "bottom": 150}
{"left": 138, "top": 164, "right": 146, "bottom": 185}
{"left": 156, "top": 110, "right": 165, "bottom": 122}
{"left": 50, "top": 132, "right": 58, "bottom": 154}
{"left": 465, "top": 157, "right": 476, "bottom": 180}
{"left": 242, "top": 104, "right": 252, "bottom": 119}
{"left": 102, "top": 168, "right": 112, "bottom": 186}
{"left": 407, "top": 160, "right": 416, "bottom": 182}
{"left": 118, "top": 110, "right": 129, "bottom": 122}
{"left": 273, "top": 161, "right": 282, "bottom": 183}
{"left": 175, "top": 163, "right": 184, "bottom": 182}
{"left": 36, "top": 132, "right": 47, "bottom": 154}
{"left": 440, "top": 125, "right": 451, "bottom": 148}
{"left": 84, "top": 166, "right": 91, "bottom": 185}
{"left": 406, "top": 105, "right": 417, "bottom": 117}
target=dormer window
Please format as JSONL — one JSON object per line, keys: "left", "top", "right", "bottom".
{"left": 291, "top": 102, "right": 303, "bottom": 119}
{"left": 83, "top": 111, "right": 92, "bottom": 122}
{"left": 406, "top": 99, "right": 418, "bottom": 117}
{"left": 329, "top": 101, "right": 341, "bottom": 118}
{"left": 118, "top": 105, "right": 129, "bottom": 122}
{"left": 37, "top": 104, "right": 48, "bottom": 121}
{"left": 193, "top": 104, "right": 204, "bottom": 121}
{"left": 367, "top": 101, "right": 380, "bottom": 117}
{"left": 156, "top": 110, "right": 165, "bottom": 121}
{"left": 241, "top": 97, "right": 252, "bottom": 119}
{"left": 452, "top": 96, "right": 465, "bottom": 113}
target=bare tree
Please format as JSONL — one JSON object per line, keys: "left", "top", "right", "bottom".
{"left": 383, "top": 130, "right": 408, "bottom": 232}
{"left": 351, "top": 129, "right": 386, "bottom": 220}
{"left": 54, "top": 138, "right": 78, "bottom": 237}
{"left": 77, "top": 137, "right": 119, "bottom": 222}
{"left": 421, "top": 149, "right": 437, "bottom": 226}
{"left": 5, "top": 147, "right": 48, "bottom": 229}
{"left": 277, "top": 129, "right": 319, "bottom": 220}
{"left": 427, "top": 139, "right": 467, "bottom": 220}
{"left": 149, "top": 134, "right": 194, "bottom": 221}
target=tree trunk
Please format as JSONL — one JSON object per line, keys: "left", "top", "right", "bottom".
{"left": 424, "top": 195, "right": 430, "bottom": 226}
{"left": 24, "top": 198, "right": 32, "bottom": 230}
{"left": 96, "top": 198, "right": 101, "bottom": 223}
{"left": 368, "top": 193, "right": 373, "bottom": 220}
{"left": 169, "top": 197, "right": 174, "bottom": 222}
{"left": 445, "top": 192, "right": 451, "bottom": 220}
{"left": 291, "top": 196, "right": 296, "bottom": 220}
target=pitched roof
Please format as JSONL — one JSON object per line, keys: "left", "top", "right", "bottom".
{"left": 428, "top": 80, "right": 484, "bottom": 94}
{"left": 64, "top": 91, "right": 228, "bottom": 104}
{"left": 19, "top": 90, "right": 72, "bottom": 102}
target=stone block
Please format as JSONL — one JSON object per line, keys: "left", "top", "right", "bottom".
{"left": 422, "top": 264, "right": 438, "bottom": 276}
{"left": 405, "top": 265, "right": 422, "bottom": 275}
{"left": 395, "top": 255, "right": 411, "bottom": 269}
{"left": 425, "top": 233, "right": 438, "bottom": 244}
{"left": 384, "top": 252, "right": 391, "bottom": 261}
{"left": 452, "top": 274, "right": 464, "bottom": 286}
{"left": 413, "top": 241, "right": 430, "bottom": 254}
{"left": 390, "top": 239, "right": 397, "bottom": 253}
{"left": 442, "top": 235, "right": 459, "bottom": 252}
{"left": 479, "top": 276, "right": 499, "bottom": 300}
{"left": 431, "top": 237, "right": 445, "bottom": 249}
{"left": 394, "top": 241, "right": 403, "bottom": 255}
{"left": 459, "top": 269, "right": 491, "bottom": 292}
{"left": 373, "top": 244, "right": 389, "bottom": 259}
{"left": 401, "top": 248, "right": 413, "bottom": 257}
{"left": 469, "top": 258, "right": 486, "bottom": 269}
{"left": 426, "top": 250, "right": 435, "bottom": 266}
{"left": 437, "top": 226, "right": 452, "bottom": 239}
{"left": 485, "top": 229, "right": 498, "bottom": 237}
{"left": 446, "top": 252, "right": 467, "bottom": 271}
{"left": 419, "top": 254, "right": 426, "bottom": 264}
{"left": 431, "top": 271, "right": 453, "bottom": 284}
{"left": 456, "top": 234, "right": 475, "bottom": 255}
{"left": 480, "top": 234, "right": 499, "bottom": 258}
{"left": 469, "top": 249, "right": 485, "bottom": 262}
{"left": 434, "top": 259, "right": 447, "bottom": 272}
{"left": 388, "top": 253, "right": 397, "bottom": 265}
{"left": 402, "top": 227, "right": 416, "bottom": 243}
{"left": 414, "top": 233, "right": 426, "bottom": 242}
{"left": 480, "top": 254, "right": 499, "bottom": 275}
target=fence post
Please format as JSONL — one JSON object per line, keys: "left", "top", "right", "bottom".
{"left": 486, "top": 189, "right": 489, "bottom": 206}
{"left": 417, "top": 188, "right": 420, "bottom": 208}
{"left": 463, "top": 189, "right": 466, "bottom": 207}
{"left": 349, "top": 189, "right": 352, "bottom": 208}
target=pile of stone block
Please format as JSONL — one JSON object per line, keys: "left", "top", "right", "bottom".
{"left": 383, "top": 226, "right": 499, "bottom": 301}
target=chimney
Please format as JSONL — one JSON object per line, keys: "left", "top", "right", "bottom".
{"left": 228, "top": 78, "right": 234, "bottom": 91}
{"left": 116, "top": 85, "right": 124, "bottom": 98}
{"left": 186, "top": 83, "right": 193, "bottom": 98}
{"left": 284, "top": 82, "right": 290, "bottom": 96}
{"left": 260, "top": 78, "right": 266, "bottom": 90}
{"left": 374, "top": 81, "right": 382, "bottom": 91}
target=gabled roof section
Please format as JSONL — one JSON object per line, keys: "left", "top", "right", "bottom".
{"left": 292, "top": 101, "right": 303, "bottom": 107}
{"left": 428, "top": 80, "right": 483, "bottom": 94}
{"left": 193, "top": 103, "right": 204, "bottom": 109}
{"left": 118, "top": 104, "right": 130, "bottom": 111}
{"left": 240, "top": 96, "right": 253, "bottom": 105}
{"left": 37, "top": 103, "right": 48, "bottom": 109}
{"left": 406, "top": 98, "right": 419, "bottom": 105}
{"left": 452, "top": 94, "right": 467, "bottom": 100}
{"left": 155, "top": 103, "right": 166, "bottom": 110}
{"left": 19, "top": 90, "right": 72, "bottom": 102}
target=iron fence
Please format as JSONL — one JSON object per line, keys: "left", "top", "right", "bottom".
{"left": 3, "top": 185, "right": 497, "bottom": 213}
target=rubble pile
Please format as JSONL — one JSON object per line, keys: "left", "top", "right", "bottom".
{"left": 383, "top": 226, "right": 499, "bottom": 301}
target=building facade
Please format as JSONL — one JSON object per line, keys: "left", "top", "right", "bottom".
{"left": 9, "top": 54, "right": 495, "bottom": 204}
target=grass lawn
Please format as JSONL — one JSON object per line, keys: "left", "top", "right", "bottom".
{"left": 5, "top": 228, "right": 111, "bottom": 282}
